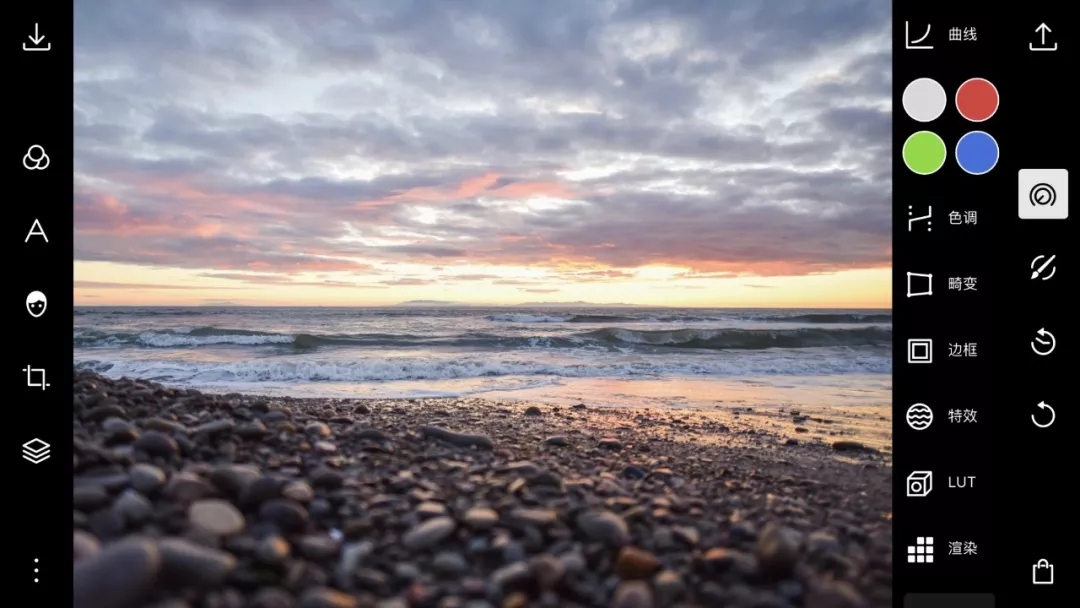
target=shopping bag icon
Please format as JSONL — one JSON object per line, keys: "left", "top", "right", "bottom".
{"left": 1032, "top": 559, "right": 1053, "bottom": 584}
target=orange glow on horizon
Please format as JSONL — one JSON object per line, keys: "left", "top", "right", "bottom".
{"left": 74, "top": 261, "right": 891, "bottom": 309}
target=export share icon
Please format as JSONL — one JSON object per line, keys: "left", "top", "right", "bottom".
{"left": 22, "top": 439, "right": 50, "bottom": 464}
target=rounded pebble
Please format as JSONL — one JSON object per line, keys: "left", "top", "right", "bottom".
{"left": 189, "top": 499, "right": 246, "bottom": 536}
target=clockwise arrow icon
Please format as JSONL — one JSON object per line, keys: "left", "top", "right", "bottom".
{"left": 1032, "top": 401, "right": 1055, "bottom": 428}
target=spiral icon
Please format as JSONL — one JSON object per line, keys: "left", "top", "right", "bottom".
{"left": 1030, "top": 183, "right": 1056, "bottom": 206}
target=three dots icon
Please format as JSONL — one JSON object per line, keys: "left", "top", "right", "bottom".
{"left": 34, "top": 557, "right": 39, "bottom": 583}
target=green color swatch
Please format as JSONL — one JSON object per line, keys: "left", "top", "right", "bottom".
{"left": 903, "top": 131, "right": 947, "bottom": 175}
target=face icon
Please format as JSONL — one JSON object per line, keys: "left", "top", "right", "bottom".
{"left": 26, "top": 291, "right": 46, "bottom": 318}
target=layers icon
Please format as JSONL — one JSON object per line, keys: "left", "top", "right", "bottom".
{"left": 22, "top": 439, "right": 50, "bottom": 464}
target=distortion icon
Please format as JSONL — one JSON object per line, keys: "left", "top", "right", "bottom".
{"left": 906, "top": 404, "right": 933, "bottom": 430}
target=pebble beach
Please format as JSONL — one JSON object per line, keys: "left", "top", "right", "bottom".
{"left": 73, "top": 370, "right": 893, "bottom": 608}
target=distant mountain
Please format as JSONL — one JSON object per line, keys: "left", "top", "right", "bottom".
{"left": 395, "top": 300, "right": 467, "bottom": 306}
{"left": 514, "top": 301, "right": 649, "bottom": 308}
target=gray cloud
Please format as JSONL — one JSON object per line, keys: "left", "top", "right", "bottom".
{"left": 74, "top": 0, "right": 891, "bottom": 281}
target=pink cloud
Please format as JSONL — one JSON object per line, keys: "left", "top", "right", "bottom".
{"left": 356, "top": 172, "right": 573, "bottom": 208}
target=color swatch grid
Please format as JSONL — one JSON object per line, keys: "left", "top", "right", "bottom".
{"left": 902, "top": 78, "right": 999, "bottom": 175}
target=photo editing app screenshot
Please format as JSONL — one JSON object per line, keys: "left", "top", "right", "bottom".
{"left": 9, "top": 1, "right": 1071, "bottom": 606}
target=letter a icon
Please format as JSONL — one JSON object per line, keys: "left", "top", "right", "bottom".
{"left": 25, "top": 219, "right": 48, "bottom": 243}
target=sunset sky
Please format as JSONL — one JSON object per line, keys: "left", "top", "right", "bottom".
{"left": 74, "top": 0, "right": 891, "bottom": 308}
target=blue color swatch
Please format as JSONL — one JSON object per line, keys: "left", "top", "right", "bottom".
{"left": 955, "top": 131, "right": 998, "bottom": 175}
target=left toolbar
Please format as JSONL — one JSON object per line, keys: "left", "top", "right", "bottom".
{"left": 11, "top": 9, "right": 73, "bottom": 601}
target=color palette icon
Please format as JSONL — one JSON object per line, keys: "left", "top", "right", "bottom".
{"left": 903, "top": 78, "right": 947, "bottom": 122}
{"left": 955, "top": 131, "right": 999, "bottom": 175}
{"left": 903, "top": 131, "right": 947, "bottom": 175}
{"left": 955, "top": 78, "right": 999, "bottom": 122}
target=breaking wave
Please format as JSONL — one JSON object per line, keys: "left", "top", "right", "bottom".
{"left": 75, "top": 325, "right": 891, "bottom": 352}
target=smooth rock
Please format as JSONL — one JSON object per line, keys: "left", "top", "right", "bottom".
{"left": 195, "top": 419, "right": 235, "bottom": 435}
{"left": 133, "top": 431, "right": 179, "bottom": 456}
{"left": 162, "top": 472, "right": 215, "bottom": 502}
{"left": 283, "top": 480, "right": 316, "bottom": 502}
{"left": 74, "top": 530, "right": 102, "bottom": 561}
{"left": 305, "top": 422, "right": 332, "bottom": 437}
{"left": 756, "top": 523, "right": 802, "bottom": 578}
{"left": 189, "top": 499, "right": 246, "bottom": 536}
{"left": 832, "top": 441, "right": 876, "bottom": 453}
{"left": 308, "top": 468, "right": 344, "bottom": 489}
{"left": 297, "top": 587, "right": 358, "bottom": 608}
{"left": 611, "top": 580, "right": 653, "bottom": 608}
{"left": 509, "top": 508, "right": 557, "bottom": 527}
{"left": 613, "top": 547, "right": 661, "bottom": 579}
{"left": 598, "top": 437, "right": 623, "bottom": 450}
{"left": 418, "top": 426, "right": 493, "bottom": 450}
{"left": 158, "top": 537, "right": 237, "bottom": 588}
{"left": 74, "top": 485, "right": 111, "bottom": 511}
{"left": 114, "top": 489, "right": 154, "bottom": 524}
{"left": 576, "top": 510, "right": 630, "bottom": 547}
{"left": 250, "top": 587, "right": 296, "bottom": 608}
{"left": 805, "top": 580, "right": 868, "bottom": 608}
{"left": 653, "top": 570, "right": 684, "bottom": 605}
{"left": 297, "top": 534, "right": 341, "bottom": 561}
{"left": 129, "top": 463, "right": 167, "bottom": 495}
{"left": 463, "top": 507, "right": 499, "bottom": 529}
{"left": 403, "top": 516, "right": 456, "bottom": 550}
{"left": 256, "top": 535, "right": 291, "bottom": 564}
{"left": 73, "top": 537, "right": 161, "bottom": 608}
{"left": 235, "top": 419, "right": 268, "bottom": 439}
{"left": 259, "top": 499, "right": 309, "bottom": 531}
{"left": 531, "top": 554, "right": 565, "bottom": 589}
{"left": 433, "top": 551, "right": 469, "bottom": 576}
{"left": 208, "top": 464, "right": 261, "bottom": 497}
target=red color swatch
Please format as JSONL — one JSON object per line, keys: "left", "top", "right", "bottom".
{"left": 955, "top": 78, "right": 999, "bottom": 122}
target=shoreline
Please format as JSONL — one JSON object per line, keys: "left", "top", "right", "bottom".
{"left": 74, "top": 371, "right": 892, "bottom": 607}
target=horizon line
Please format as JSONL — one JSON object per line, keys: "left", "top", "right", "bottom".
{"left": 73, "top": 303, "right": 893, "bottom": 310}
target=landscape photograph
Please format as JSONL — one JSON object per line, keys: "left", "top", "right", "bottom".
{"left": 73, "top": 1, "right": 893, "bottom": 606}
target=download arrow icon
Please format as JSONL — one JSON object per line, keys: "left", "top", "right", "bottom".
{"left": 28, "top": 23, "right": 45, "bottom": 45}
{"left": 22, "top": 23, "right": 50, "bottom": 51}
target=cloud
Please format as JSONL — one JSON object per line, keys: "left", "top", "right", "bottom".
{"left": 196, "top": 272, "right": 384, "bottom": 288}
{"left": 74, "top": 0, "right": 891, "bottom": 285}
{"left": 75, "top": 280, "right": 249, "bottom": 290}
{"left": 380, "top": 278, "right": 435, "bottom": 286}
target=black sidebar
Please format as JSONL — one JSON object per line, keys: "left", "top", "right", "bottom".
{"left": 895, "top": 3, "right": 1069, "bottom": 607}
{"left": 10, "top": 3, "right": 73, "bottom": 602}
{"left": 998, "top": 5, "right": 1070, "bottom": 608}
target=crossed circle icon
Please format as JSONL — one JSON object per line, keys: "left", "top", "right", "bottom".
{"left": 23, "top": 145, "right": 49, "bottom": 170}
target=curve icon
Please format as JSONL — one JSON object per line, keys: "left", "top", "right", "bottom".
{"left": 906, "top": 404, "right": 933, "bottom": 430}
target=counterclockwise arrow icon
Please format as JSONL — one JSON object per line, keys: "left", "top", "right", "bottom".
{"left": 1033, "top": 401, "right": 1055, "bottom": 428}
{"left": 1031, "top": 328, "right": 1055, "bottom": 355}
{"left": 28, "top": 23, "right": 45, "bottom": 45}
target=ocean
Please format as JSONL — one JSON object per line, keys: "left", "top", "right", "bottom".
{"left": 74, "top": 307, "right": 892, "bottom": 410}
